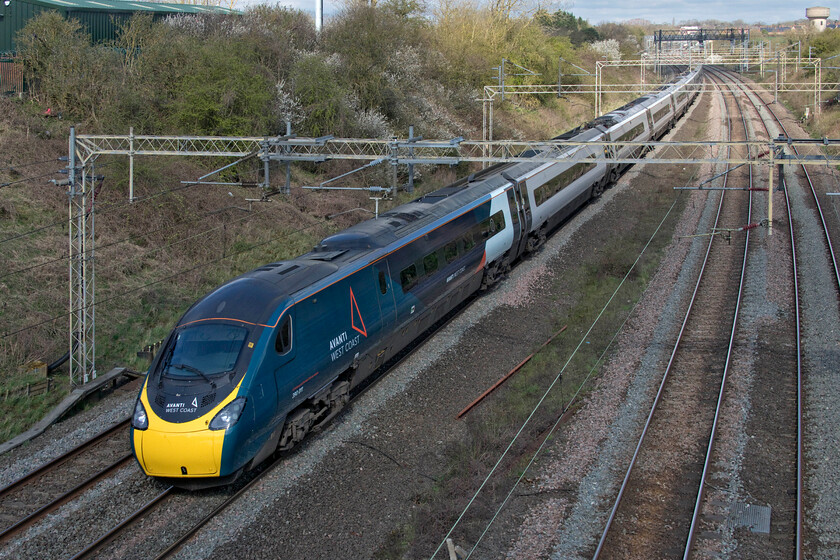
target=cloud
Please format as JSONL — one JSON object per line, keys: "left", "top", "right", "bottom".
{"left": 566, "top": 0, "right": 810, "bottom": 25}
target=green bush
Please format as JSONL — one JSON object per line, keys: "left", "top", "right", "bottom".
{"left": 290, "top": 54, "right": 352, "bottom": 136}
{"left": 169, "top": 41, "right": 275, "bottom": 135}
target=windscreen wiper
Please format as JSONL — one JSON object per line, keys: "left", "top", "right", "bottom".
{"left": 169, "top": 363, "right": 217, "bottom": 389}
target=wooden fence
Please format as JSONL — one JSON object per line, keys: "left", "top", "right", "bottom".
{"left": 2, "top": 377, "right": 59, "bottom": 401}
{"left": 0, "top": 59, "right": 24, "bottom": 95}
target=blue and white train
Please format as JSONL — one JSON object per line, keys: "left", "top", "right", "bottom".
{"left": 130, "top": 68, "right": 702, "bottom": 487}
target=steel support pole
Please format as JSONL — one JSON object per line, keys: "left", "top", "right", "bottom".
{"left": 68, "top": 128, "right": 77, "bottom": 386}
{"left": 814, "top": 63, "right": 819, "bottom": 118}
{"left": 558, "top": 58, "right": 562, "bottom": 98}
{"left": 760, "top": 42, "right": 764, "bottom": 78}
{"left": 68, "top": 127, "right": 96, "bottom": 385}
{"left": 482, "top": 97, "right": 487, "bottom": 169}
{"left": 768, "top": 149, "right": 774, "bottom": 236}
{"left": 407, "top": 125, "right": 415, "bottom": 193}
{"left": 500, "top": 58, "right": 505, "bottom": 102}
{"left": 128, "top": 127, "right": 135, "bottom": 202}
{"left": 390, "top": 137, "right": 398, "bottom": 190}
{"left": 87, "top": 164, "right": 96, "bottom": 383}
{"left": 315, "top": 0, "right": 323, "bottom": 32}
{"left": 284, "top": 121, "right": 291, "bottom": 194}
{"left": 489, "top": 99, "right": 494, "bottom": 143}
{"left": 595, "top": 62, "right": 602, "bottom": 117}
{"left": 261, "top": 140, "right": 270, "bottom": 191}
{"left": 817, "top": 60, "right": 822, "bottom": 117}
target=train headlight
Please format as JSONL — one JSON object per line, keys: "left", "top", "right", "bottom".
{"left": 132, "top": 399, "right": 148, "bottom": 431}
{"left": 209, "top": 397, "right": 246, "bottom": 431}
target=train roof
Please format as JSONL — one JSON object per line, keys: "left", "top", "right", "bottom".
{"left": 179, "top": 69, "right": 705, "bottom": 327}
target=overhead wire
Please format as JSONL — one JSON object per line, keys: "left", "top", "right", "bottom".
{"left": 1, "top": 150, "right": 399, "bottom": 336}
{"left": 0, "top": 159, "right": 221, "bottom": 244}
{"left": 0, "top": 170, "right": 63, "bottom": 189}
{"left": 0, "top": 156, "right": 62, "bottom": 171}
{"left": 94, "top": 204, "right": 283, "bottom": 276}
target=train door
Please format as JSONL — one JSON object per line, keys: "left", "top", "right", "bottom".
{"left": 502, "top": 173, "right": 529, "bottom": 257}
{"left": 505, "top": 187, "right": 524, "bottom": 257}
{"left": 372, "top": 260, "right": 397, "bottom": 369}
{"left": 515, "top": 179, "right": 532, "bottom": 234}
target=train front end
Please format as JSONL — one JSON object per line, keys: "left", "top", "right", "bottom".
{"left": 129, "top": 276, "right": 289, "bottom": 488}
{"left": 130, "top": 320, "right": 259, "bottom": 486}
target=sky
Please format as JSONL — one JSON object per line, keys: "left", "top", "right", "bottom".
{"left": 235, "top": 0, "right": 816, "bottom": 26}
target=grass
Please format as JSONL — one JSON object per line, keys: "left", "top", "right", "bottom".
{"left": 0, "top": 98, "right": 568, "bottom": 443}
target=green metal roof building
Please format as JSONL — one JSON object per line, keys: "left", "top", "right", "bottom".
{"left": 0, "top": 0, "right": 238, "bottom": 54}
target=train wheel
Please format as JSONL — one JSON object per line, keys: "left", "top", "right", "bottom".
{"left": 480, "top": 262, "right": 502, "bottom": 290}
{"left": 313, "top": 381, "right": 350, "bottom": 431}
{"left": 591, "top": 179, "right": 605, "bottom": 198}
{"left": 525, "top": 229, "right": 546, "bottom": 254}
{"left": 277, "top": 406, "right": 315, "bottom": 451}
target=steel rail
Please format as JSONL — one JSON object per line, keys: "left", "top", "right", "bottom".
{"left": 0, "top": 417, "right": 130, "bottom": 500}
{"left": 68, "top": 486, "right": 174, "bottom": 560}
{"left": 758, "top": 85, "right": 840, "bottom": 296}
{"left": 783, "top": 165, "right": 805, "bottom": 560}
{"left": 683, "top": 66, "right": 754, "bottom": 558}
{"left": 0, "top": 453, "right": 133, "bottom": 542}
{"left": 592, "top": 71, "right": 740, "bottom": 559}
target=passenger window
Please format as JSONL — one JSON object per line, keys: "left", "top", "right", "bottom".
{"left": 463, "top": 234, "right": 476, "bottom": 251}
{"left": 484, "top": 211, "right": 505, "bottom": 237}
{"left": 423, "top": 252, "right": 439, "bottom": 275}
{"left": 379, "top": 271, "right": 388, "bottom": 294}
{"left": 275, "top": 316, "right": 292, "bottom": 355}
{"left": 400, "top": 264, "right": 418, "bottom": 291}
{"left": 444, "top": 241, "right": 458, "bottom": 263}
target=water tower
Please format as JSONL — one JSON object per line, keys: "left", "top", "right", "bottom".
{"left": 807, "top": 7, "right": 830, "bottom": 32}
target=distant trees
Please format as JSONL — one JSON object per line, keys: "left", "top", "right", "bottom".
{"left": 809, "top": 28, "right": 840, "bottom": 58}
{"left": 537, "top": 9, "right": 600, "bottom": 45}
{"left": 12, "top": 2, "right": 614, "bottom": 137}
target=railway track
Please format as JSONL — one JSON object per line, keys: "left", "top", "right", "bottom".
{"left": 590, "top": 65, "right": 840, "bottom": 559}
{"left": 674, "top": 66, "right": 801, "bottom": 559}
{"left": 717, "top": 66, "right": 840, "bottom": 560}
{"left": 0, "top": 418, "right": 132, "bottom": 545}
{"left": 593, "top": 69, "right": 755, "bottom": 559}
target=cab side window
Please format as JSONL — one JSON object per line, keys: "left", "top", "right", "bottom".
{"left": 400, "top": 264, "right": 418, "bottom": 291}
{"left": 275, "top": 316, "right": 293, "bottom": 355}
